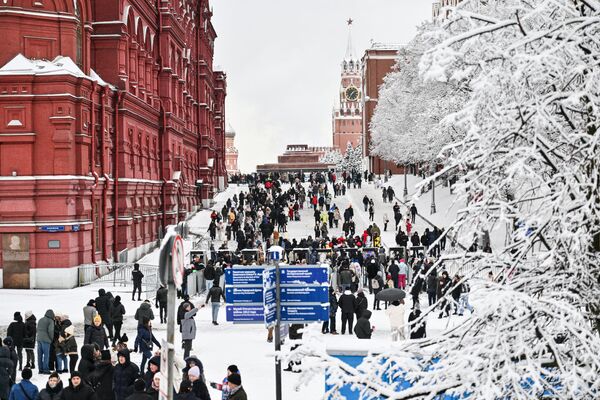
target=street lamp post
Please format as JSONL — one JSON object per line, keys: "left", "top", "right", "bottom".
{"left": 430, "top": 165, "right": 437, "bottom": 214}
{"left": 403, "top": 164, "right": 408, "bottom": 198}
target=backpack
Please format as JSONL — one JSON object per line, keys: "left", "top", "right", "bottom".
{"left": 371, "top": 278, "right": 380, "bottom": 290}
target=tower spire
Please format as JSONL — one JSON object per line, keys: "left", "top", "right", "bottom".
{"left": 344, "top": 18, "right": 355, "bottom": 60}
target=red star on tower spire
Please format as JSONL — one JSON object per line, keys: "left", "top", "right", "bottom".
{"left": 347, "top": 18, "right": 353, "bottom": 26}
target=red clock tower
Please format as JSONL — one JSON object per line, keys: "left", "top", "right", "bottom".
{"left": 332, "top": 19, "right": 363, "bottom": 154}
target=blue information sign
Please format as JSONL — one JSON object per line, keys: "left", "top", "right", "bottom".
{"left": 226, "top": 305, "right": 264, "bottom": 323}
{"left": 280, "top": 286, "right": 328, "bottom": 304}
{"left": 225, "top": 287, "right": 263, "bottom": 304}
{"left": 39, "top": 225, "right": 65, "bottom": 232}
{"left": 225, "top": 267, "right": 264, "bottom": 286}
{"left": 72, "top": 224, "right": 80, "bottom": 232}
{"left": 280, "top": 266, "right": 328, "bottom": 285}
{"left": 281, "top": 304, "right": 329, "bottom": 322}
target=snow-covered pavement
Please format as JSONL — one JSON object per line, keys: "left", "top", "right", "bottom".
{"left": 0, "top": 176, "right": 479, "bottom": 399}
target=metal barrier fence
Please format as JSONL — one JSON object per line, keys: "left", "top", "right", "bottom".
{"left": 78, "top": 263, "right": 160, "bottom": 294}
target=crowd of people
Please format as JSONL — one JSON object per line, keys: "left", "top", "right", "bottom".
{"left": 0, "top": 169, "right": 472, "bottom": 399}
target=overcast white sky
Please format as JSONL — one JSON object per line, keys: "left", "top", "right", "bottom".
{"left": 211, "top": 1, "right": 432, "bottom": 172}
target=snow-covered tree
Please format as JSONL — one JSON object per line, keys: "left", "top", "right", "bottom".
{"left": 291, "top": 1, "right": 600, "bottom": 398}
{"left": 370, "top": 23, "right": 467, "bottom": 167}
{"left": 338, "top": 142, "right": 363, "bottom": 174}
{"left": 319, "top": 149, "right": 343, "bottom": 165}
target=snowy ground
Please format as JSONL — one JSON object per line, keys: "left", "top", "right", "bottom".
{"left": 0, "top": 175, "right": 482, "bottom": 399}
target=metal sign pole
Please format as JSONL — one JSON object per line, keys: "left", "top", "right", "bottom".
{"left": 166, "top": 274, "right": 176, "bottom": 400}
{"left": 274, "top": 255, "right": 282, "bottom": 400}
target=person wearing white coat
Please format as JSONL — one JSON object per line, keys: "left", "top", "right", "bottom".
{"left": 386, "top": 300, "right": 406, "bottom": 341}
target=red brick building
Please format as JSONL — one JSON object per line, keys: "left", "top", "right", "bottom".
{"left": 361, "top": 43, "right": 404, "bottom": 175}
{"left": 0, "top": 0, "right": 227, "bottom": 288}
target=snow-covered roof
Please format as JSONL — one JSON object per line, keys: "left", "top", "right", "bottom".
{"left": 0, "top": 54, "right": 115, "bottom": 89}
{"left": 369, "top": 42, "right": 404, "bottom": 51}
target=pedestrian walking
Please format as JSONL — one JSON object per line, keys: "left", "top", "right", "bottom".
{"left": 372, "top": 272, "right": 385, "bottom": 310}
{"left": 132, "top": 264, "right": 144, "bottom": 301}
{"left": 84, "top": 315, "right": 109, "bottom": 350}
{"left": 95, "top": 289, "right": 113, "bottom": 340}
{"left": 134, "top": 319, "right": 160, "bottom": 372}
{"left": 181, "top": 303, "right": 200, "bottom": 360}
{"left": 89, "top": 350, "right": 114, "bottom": 400}
{"left": 38, "top": 372, "right": 64, "bottom": 400}
{"left": 113, "top": 349, "right": 140, "bottom": 400}
{"left": 22, "top": 312, "right": 36, "bottom": 371}
{"left": 354, "top": 290, "right": 369, "bottom": 321}
{"left": 386, "top": 300, "right": 406, "bottom": 341}
{"left": 188, "top": 366, "right": 211, "bottom": 400}
{"left": 398, "top": 259, "right": 408, "bottom": 290}
{"left": 410, "top": 203, "right": 417, "bottom": 223}
{"left": 354, "top": 310, "right": 373, "bottom": 339}
{"left": 0, "top": 346, "right": 14, "bottom": 400}
{"left": 111, "top": 296, "right": 126, "bottom": 346}
{"left": 322, "top": 287, "right": 338, "bottom": 334}
{"left": 134, "top": 301, "right": 155, "bottom": 326}
{"left": 6, "top": 312, "right": 24, "bottom": 372}
{"left": 338, "top": 290, "right": 356, "bottom": 335}
{"left": 383, "top": 213, "right": 389, "bottom": 232}
{"left": 427, "top": 270, "right": 438, "bottom": 306}
{"left": 58, "top": 325, "right": 78, "bottom": 374}
{"left": 408, "top": 305, "right": 427, "bottom": 339}
{"left": 206, "top": 281, "right": 226, "bottom": 325}
{"left": 155, "top": 286, "right": 168, "bottom": 324}
{"left": 60, "top": 372, "right": 95, "bottom": 400}
{"left": 36, "top": 309, "right": 55, "bottom": 374}
{"left": 7, "top": 369, "right": 38, "bottom": 400}
{"left": 209, "top": 364, "right": 240, "bottom": 400}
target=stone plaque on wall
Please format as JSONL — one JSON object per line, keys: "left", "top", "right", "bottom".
{"left": 2, "top": 234, "right": 30, "bottom": 289}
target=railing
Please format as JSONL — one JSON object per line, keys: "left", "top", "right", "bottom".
{"left": 78, "top": 263, "right": 160, "bottom": 294}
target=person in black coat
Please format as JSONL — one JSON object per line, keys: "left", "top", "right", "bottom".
{"left": 125, "top": 379, "right": 151, "bottom": 400}
{"left": 354, "top": 310, "right": 373, "bottom": 339}
{"left": 337, "top": 290, "right": 356, "bottom": 335}
{"left": 142, "top": 356, "right": 160, "bottom": 390}
{"left": 113, "top": 349, "right": 140, "bottom": 400}
{"left": 2, "top": 337, "right": 18, "bottom": 385}
{"left": 408, "top": 307, "right": 427, "bottom": 339}
{"left": 77, "top": 344, "right": 99, "bottom": 385}
{"left": 132, "top": 264, "right": 144, "bottom": 301}
{"left": 60, "top": 372, "right": 96, "bottom": 400}
{"left": 38, "top": 372, "right": 64, "bottom": 400}
{"left": 175, "top": 380, "right": 197, "bottom": 400}
{"left": 84, "top": 316, "right": 109, "bottom": 350}
{"left": 95, "top": 289, "right": 113, "bottom": 340}
{"left": 353, "top": 290, "right": 368, "bottom": 321}
{"left": 0, "top": 346, "right": 15, "bottom": 400}
{"left": 110, "top": 296, "right": 126, "bottom": 346}
{"left": 7, "top": 312, "right": 24, "bottom": 371}
{"left": 155, "top": 286, "right": 168, "bottom": 324}
{"left": 89, "top": 350, "right": 115, "bottom": 400}
{"left": 22, "top": 312, "right": 36, "bottom": 370}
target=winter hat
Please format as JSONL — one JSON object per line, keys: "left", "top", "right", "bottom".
{"left": 21, "top": 369, "right": 32, "bottom": 380}
{"left": 64, "top": 325, "right": 75, "bottom": 336}
{"left": 13, "top": 312, "right": 21, "bottom": 321}
{"left": 115, "top": 295, "right": 121, "bottom": 302}
{"left": 24, "top": 311, "right": 33, "bottom": 319}
{"left": 3, "top": 337, "right": 13, "bottom": 347}
{"left": 87, "top": 299, "right": 95, "bottom": 307}
{"left": 228, "top": 373, "right": 241, "bottom": 386}
{"left": 93, "top": 315, "right": 102, "bottom": 325}
{"left": 100, "top": 350, "right": 111, "bottom": 361}
{"left": 377, "top": 271, "right": 382, "bottom": 276}
{"left": 148, "top": 356, "right": 161, "bottom": 369}
{"left": 121, "top": 333, "right": 129, "bottom": 343}
{"left": 98, "top": 289, "right": 106, "bottom": 296}
{"left": 134, "top": 379, "right": 146, "bottom": 392}
{"left": 227, "top": 365, "right": 239, "bottom": 374}
{"left": 188, "top": 366, "right": 200, "bottom": 378}
{"left": 71, "top": 371, "right": 81, "bottom": 379}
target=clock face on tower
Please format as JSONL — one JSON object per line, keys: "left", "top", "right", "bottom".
{"left": 345, "top": 86, "right": 359, "bottom": 101}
